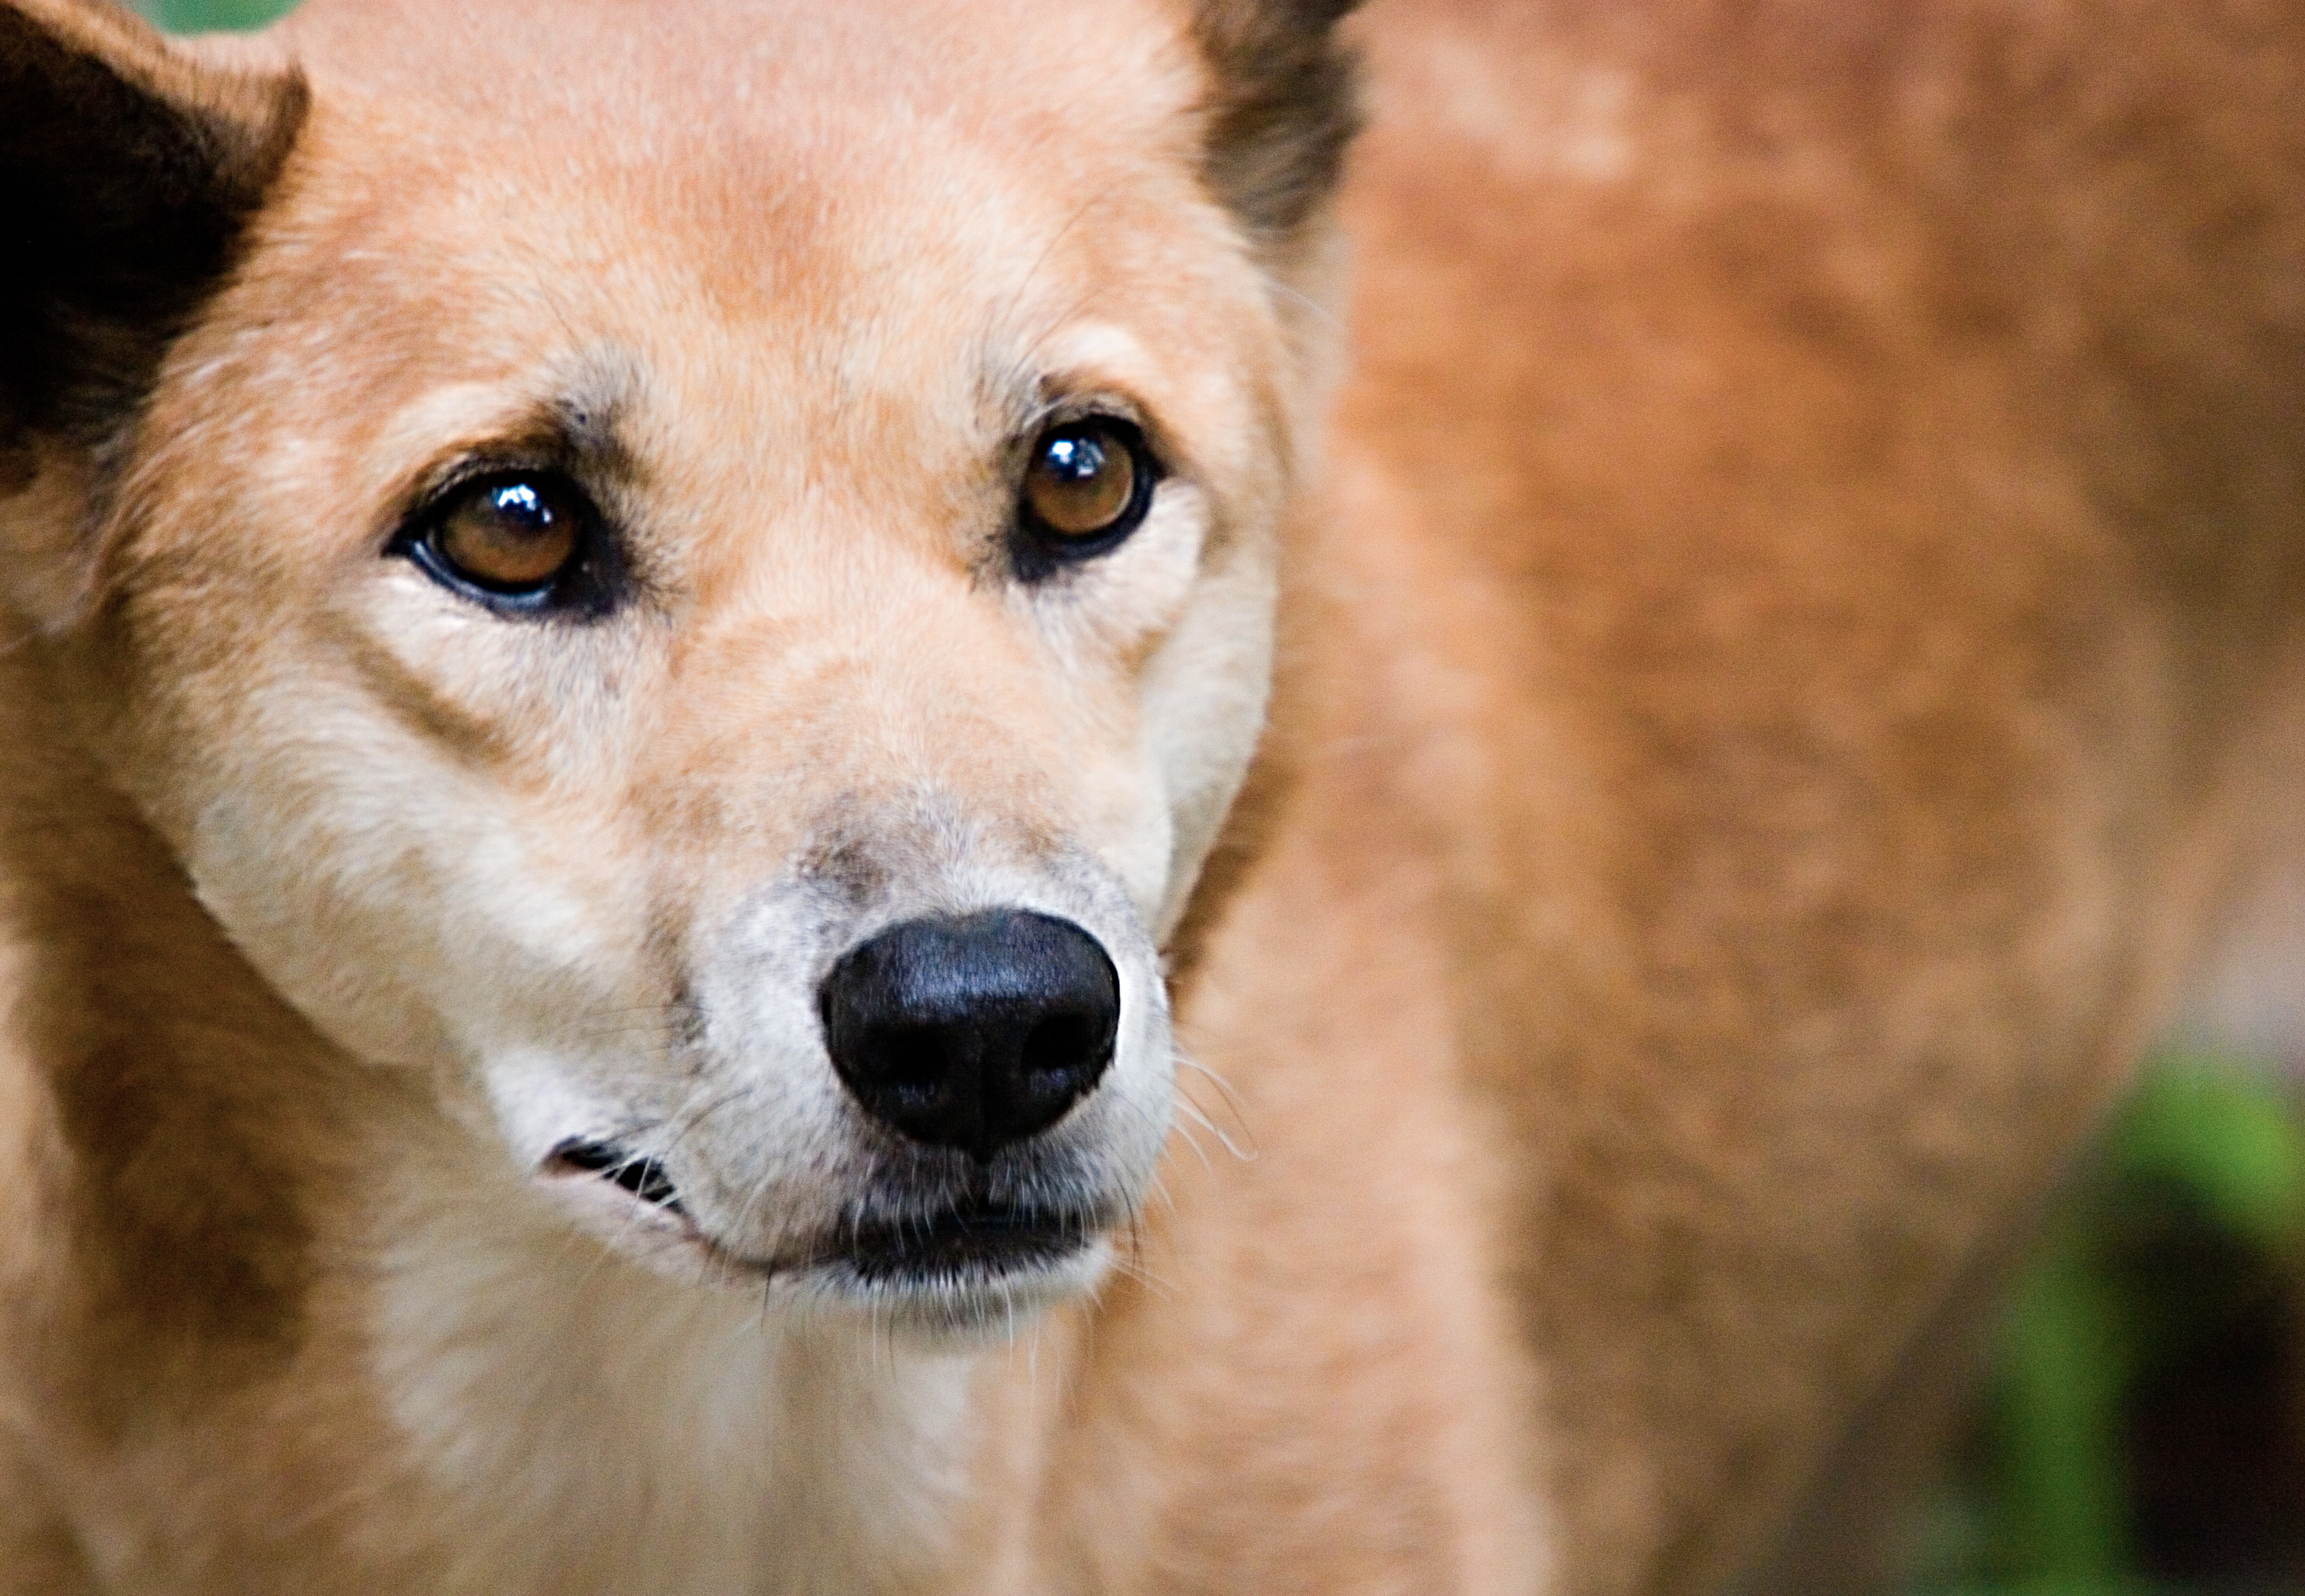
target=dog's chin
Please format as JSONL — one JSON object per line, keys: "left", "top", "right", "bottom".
{"left": 535, "top": 1161, "right": 1116, "bottom": 1336}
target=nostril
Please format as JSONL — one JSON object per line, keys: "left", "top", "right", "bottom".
{"left": 872, "top": 1026, "right": 957, "bottom": 1096}
{"left": 819, "top": 909, "right": 1121, "bottom": 1159}
{"left": 1020, "top": 1011, "right": 1106, "bottom": 1088}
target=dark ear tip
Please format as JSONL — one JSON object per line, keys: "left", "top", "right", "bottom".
{"left": 0, "top": 0, "right": 310, "bottom": 192}
{"left": 212, "top": 63, "right": 312, "bottom": 200}
{"left": 1198, "top": 0, "right": 1365, "bottom": 38}
{"left": 0, "top": 0, "right": 308, "bottom": 450}
{"left": 1194, "top": 0, "right": 1368, "bottom": 244}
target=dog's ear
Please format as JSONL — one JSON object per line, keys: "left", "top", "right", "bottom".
{"left": 1193, "top": 0, "right": 1365, "bottom": 247}
{"left": 0, "top": 0, "right": 304, "bottom": 628}
{"left": 1, "top": 0, "right": 306, "bottom": 454}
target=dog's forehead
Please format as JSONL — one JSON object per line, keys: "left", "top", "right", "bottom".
{"left": 281, "top": 0, "right": 1199, "bottom": 155}
{"left": 238, "top": 0, "right": 1246, "bottom": 449}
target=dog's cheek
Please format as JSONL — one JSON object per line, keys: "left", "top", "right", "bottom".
{"left": 178, "top": 765, "right": 463, "bottom": 1067}
{"left": 156, "top": 678, "right": 650, "bottom": 1073}
{"left": 1136, "top": 533, "right": 1280, "bottom": 939}
{"left": 1017, "top": 482, "right": 1266, "bottom": 928}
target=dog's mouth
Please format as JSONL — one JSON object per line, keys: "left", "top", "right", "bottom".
{"left": 548, "top": 1138, "right": 683, "bottom": 1210}
{"left": 819, "top": 1200, "right": 1099, "bottom": 1288}
{"left": 543, "top": 1138, "right": 1106, "bottom": 1299}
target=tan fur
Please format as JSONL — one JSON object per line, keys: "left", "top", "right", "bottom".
{"left": 1, "top": 0, "right": 2300, "bottom": 1592}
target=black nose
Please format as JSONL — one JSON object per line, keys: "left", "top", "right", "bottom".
{"left": 818, "top": 909, "right": 1121, "bottom": 1161}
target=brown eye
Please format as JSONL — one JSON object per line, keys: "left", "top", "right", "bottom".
{"left": 1019, "top": 419, "right": 1151, "bottom": 552}
{"left": 428, "top": 474, "right": 584, "bottom": 592}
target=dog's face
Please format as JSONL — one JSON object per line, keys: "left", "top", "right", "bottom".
{"left": 3, "top": 0, "right": 1354, "bottom": 1331}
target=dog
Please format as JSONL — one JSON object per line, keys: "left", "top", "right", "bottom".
{"left": 3, "top": 0, "right": 2301, "bottom": 1590}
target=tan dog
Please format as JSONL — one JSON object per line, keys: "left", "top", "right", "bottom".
{"left": 3, "top": 0, "right": 2302, "bottom": 1591}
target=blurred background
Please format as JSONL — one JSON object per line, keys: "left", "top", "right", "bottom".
{"left": 137, "top": 0, "right": 287, "bottom": 31}
{"left": 137, "top": 0, "right": 2305, "bottom": 1591}
{"left": 1907, "top": 1054, "right": 2305, "bottom": 1595}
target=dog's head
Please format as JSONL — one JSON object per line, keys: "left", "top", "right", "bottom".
{"left": 0, "top": 0, "right": 1356, "bottom": 1331}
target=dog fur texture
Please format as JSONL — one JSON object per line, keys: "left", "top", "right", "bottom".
{"left": 2, "top": 0, "right": 2302, "bottom": 1592}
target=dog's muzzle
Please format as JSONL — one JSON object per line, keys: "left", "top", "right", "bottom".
{"left": 530, "top": 898, "right": 1151, "bottom": 1321}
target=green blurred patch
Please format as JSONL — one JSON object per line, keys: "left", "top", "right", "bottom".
{"left": 135, "top": 0, "right": 299, "bottom": 32}
{"left": 1915, "top": 1056, "right": 2305, "bottom": 1593}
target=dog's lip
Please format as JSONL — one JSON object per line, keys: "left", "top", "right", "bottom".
{"left": 693, "top": 1198, "right": 1108, "bottom": 1293}
{"left": 544, "top": 1138, "right": 683, "bottom": 1211}
{"left": 538, "top": 1140, "right": 1107, "bottom": 1288}
{"left": 795, "top": 1200, "right": 1101, "bottom": 1285}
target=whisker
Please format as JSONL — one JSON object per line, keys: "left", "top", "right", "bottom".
{"left": 569, "top": 1022, "right": 683, "bottom": 1043}
{"left": 1175, "top": 1050, "right": 1247, "bottom": 1115}
{"left": 657, "top": 1083, "right": 756, "bottom": 1163}
{"left": 1173, "top": 1094, "right": 1256, "bottom": 1164}
{"left": 1143, "top": 1166, "right": 1177, "bottom": 1219}
{"left": 1166, "top": 1110, "right": 1214, "bottom": 1174}
{"left": 1268, "top": 275, "right": 1346, "bottom": 338}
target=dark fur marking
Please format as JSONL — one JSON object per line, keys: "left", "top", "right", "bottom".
{"left": 798, "top": 823, "right": 897, "bottom": 909}
{"left": 55, "top": 1034, "right": 314, "bottom": 1359}
{"left": 1193, "top": 0, "right": 1365, "bottom": 243}
{"left": 0, "top": 6, "right": 307, "bottom": 449}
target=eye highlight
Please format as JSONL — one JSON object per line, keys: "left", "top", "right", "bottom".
{"left": 397, "top": 468, "right": 610, "bottom": 616}
{"left": 1014, "top": 416, "right": 1155, "bottom": 573}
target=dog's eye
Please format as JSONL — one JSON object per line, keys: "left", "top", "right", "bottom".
{"left": 1015, "top": 417, "right": 1154, "bottom": 568}
{"left": 396, "top": 469, "right": 612, "bottom": 614}
{"left": 1024, "top": 424, "right": 1136, "bottom": 538}
{"left": 426, "top": 474, "right": 584, "bottom": 593}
